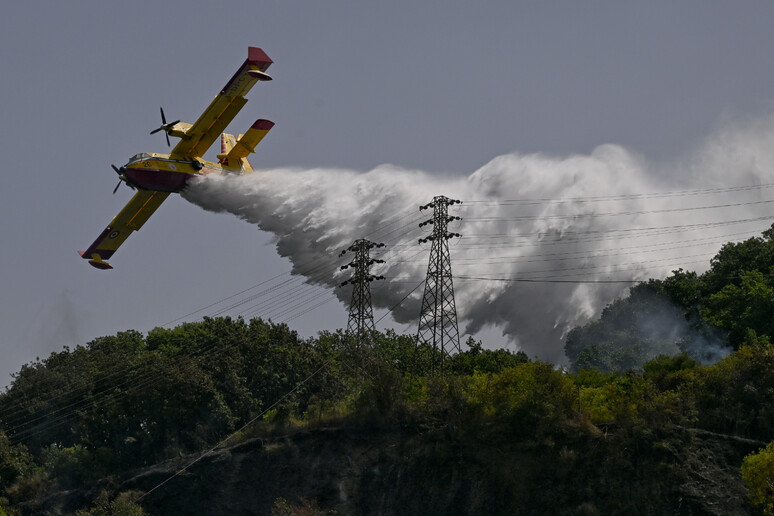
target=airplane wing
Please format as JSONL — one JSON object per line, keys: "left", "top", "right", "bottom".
{"left": 169, "top": 47, "right": 273, "bottom": 159}
{"left": 79, "top": 190, "right": 170, "bottom": 269}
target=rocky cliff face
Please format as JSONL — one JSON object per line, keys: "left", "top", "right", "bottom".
{"left": 18, "top": 424, "right": 759, "bottom": 515}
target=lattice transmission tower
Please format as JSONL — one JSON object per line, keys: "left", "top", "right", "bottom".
{"left": 416, "top": 196, "right": 462, "bottom": 368}
{"left": 339, "top": 239, "right": 385, "bottom": 343}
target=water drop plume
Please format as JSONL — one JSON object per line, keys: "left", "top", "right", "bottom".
{"left": 183, "top": 114, "right": 774, "bottom": 364}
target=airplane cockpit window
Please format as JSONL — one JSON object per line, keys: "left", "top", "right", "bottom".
{"left": 128, "top": 153, "right": 150, "bottom": 163}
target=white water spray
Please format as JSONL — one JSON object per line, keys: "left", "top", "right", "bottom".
{"left": 182, "top": 114, "right": 774, "bottom": 364}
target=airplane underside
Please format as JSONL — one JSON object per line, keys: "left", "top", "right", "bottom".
{"left": 124, "top": 166, "right": 194, "bottom": 193}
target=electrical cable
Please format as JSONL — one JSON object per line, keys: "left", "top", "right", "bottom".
{"left": 136, "top": 360, "right": 330, "bottom": 503}
{"left": 460, "top": 182, "right": 774, "bottom": 205}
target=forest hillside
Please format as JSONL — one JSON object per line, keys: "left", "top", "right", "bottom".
{"left": 4, "top": 227, "right": 774, "bottom": 514}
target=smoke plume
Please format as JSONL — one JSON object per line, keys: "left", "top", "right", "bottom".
{"left": 182, "top": 114, "right": 774, "bottom": 364}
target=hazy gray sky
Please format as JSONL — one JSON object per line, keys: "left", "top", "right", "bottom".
{"left": 3, "top": 2, "right": 774, "bottom": 385}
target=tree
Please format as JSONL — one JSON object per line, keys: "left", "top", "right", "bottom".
{"left": 742, "top": 441, "right": 774, "bottom": 515}
{"left": 702, "top": 270, "right": 774, "bottom": 346}
{"left": 564, "top": 284, "right": 691, "bottom": 372}
{"left": 0, "top": 431, "right": 33, "bottom": 494}
{"left": 702, "top": 225, "right": 774, "bottom": 296}
{"left": 690, "top": 342, "right": 774, "bottom": 441}
{"left": 74, "top": 490, "right": 146, "bottom": 516}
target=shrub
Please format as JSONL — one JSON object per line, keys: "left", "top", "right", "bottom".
{"left": 74, "top": 490, "right": 146, "bottom": 516}
{"left": 742, "top": 442, "right": 774, "bottom": 515}
{"left": 465, "top": 362, "right": 575, "bottom": 435}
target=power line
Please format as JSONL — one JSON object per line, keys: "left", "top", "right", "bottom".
{"left": 393, "top": 230, "right": 759, "bottom": 265}
{"left": 3, "top": 342, "right": 227, "bottom": 443}
{"left": 158, "top": 208, "right": 425, "bottom": 328}
{"left": 458, "top": 276, "right": 643, "bottom": 284}
{"left": 461, "top": 198, "right": 774, "bottom": 222}
{"left": 458, "top": 216, "right": 774, "bottom": 240}
{"left": 460, "top": 182, "right": 774, "bottom": 205}
{"left": 136, "top": 360, "right": 330, "bottom": 503}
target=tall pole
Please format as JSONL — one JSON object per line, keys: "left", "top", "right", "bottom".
{"left": 416, "top": 196, "right": 462, "bottom": 372}
{"left": 340, "top": 239, "right": 385, "bottom": 345}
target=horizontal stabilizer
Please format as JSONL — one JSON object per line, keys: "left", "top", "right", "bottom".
{"left": 226, "top": 119, "right": 274, "bottom": 161}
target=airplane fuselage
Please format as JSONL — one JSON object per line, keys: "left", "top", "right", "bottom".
{"left": 121, "top": 152, "right": 224, "bottom": 193}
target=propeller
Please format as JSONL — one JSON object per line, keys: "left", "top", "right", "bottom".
{"left": 111, "top": 164, "right": 135, "bottom": 194}
{"left": 149, "top": 107, "right": 180, "bottom": 147}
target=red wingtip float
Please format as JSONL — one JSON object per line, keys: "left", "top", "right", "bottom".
{"left": 79, "top": 47, "right": 275, "bottom": 269}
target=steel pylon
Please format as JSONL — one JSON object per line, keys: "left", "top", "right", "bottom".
{"left": 416, "top": 196, "right": 462, "bottom": 370}
{"left": 340, "top": 239, "right": 385, "bottom": 344}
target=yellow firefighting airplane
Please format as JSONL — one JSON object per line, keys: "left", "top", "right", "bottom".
{"left": 79, "top": 47, "right": 274, "bottom": 269}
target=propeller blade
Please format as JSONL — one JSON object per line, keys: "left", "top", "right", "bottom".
{"left": 110, "top": 164, "right": 134, "bottom": 193}
{"left": 150, "top": 106, "right": 180, "bottom": 140}
{"left": 165, "top": 132, "right": 170, "bottom": 147}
